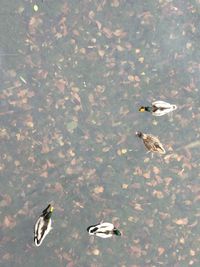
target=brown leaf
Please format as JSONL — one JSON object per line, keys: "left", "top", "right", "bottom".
{"left": 95, "top": 157, "right": 103, "bottom": 163}
{"left": 143, "top": 172, "right": 151, "bottom": 179}
{"left": 113, "top": 29, "right": 127, "bottom": 38}
{"left": 59, "top": 17, "right": 68, "bottom": 37}
{"left": 40, "top": 171, "right": 48, "bottom": 178}
{"left": 88, "top": 93, "right": 95, "bottom": 104}
{"left": 130, "top": 245, "right": 142, "bottom": 257}
{"left": 116, "top": 45, "right": 124, "bottom": 51}
{"left": 55, "top": 79, "right": 67, "bottom": 93}
{"left": 41, "top": 142, "right": 50, "bottom": 154}
{"left": 54, "top": 183, "right": 64, "bottom": 194}
{"left": 66, "top": 261, "right": 75, "bottom": 267}
{"left": 134, "top": 203, "right": 143, "bottom": 211}
{"left": 164, "top": 177, "right": 172, "bottom": 186}
{"left": 3, "top": 215, "right": 16, "bottom": 229}
{"left": 102, "top": 27, "right": 113, "bottom": 38}
{"left": 28, "top": 16, "right": 42, "bottom": 35}
{"left": 134, "top": 167, "right": 143, "bottom": 176}
{"left": 98, "top": 49, "right": 105, "bottom": 57}
{"left": 0, "top": 194, "right": 12, "bottom": 207}
{"left": 37, "top": 69, "right": 48, "bottom": 79}
{"left": 92, "top": 248, "right": 100, "bottom": 255}
{"left": 46, "top": 160, "right": 55, "bottom": 168}
{"left": 73, "top": 201, "right": 84, "bottom": 209}
{"left": 102, "top": 146, "right": 111, "bottom": 152}
{"left": 72, "top": 92, "right": 81, "bottom": 105}
{"left": 61, "top": 3, "right": 69, "bottom": 15}
{"left": 111, "top": 0, "right": 120, "bottom": 7}
{"left": 130, "top": 183, "right": 141, "bottom": 189}
{"left": 174, "top": 218, "right": 188, "bottom": 225}
{"left": 138, "top": 57, "right": 144, "bottom": 63}
{"left": 153, "top": 190, "right": 164, "bottom": 199}
{"left": 122, "top": 183, "right": 128, "bottom": 189}
{"left": 134, "top": 75, "right": 140, "bottom": 82}
{"left": 128, "top": 75, "right": 135, "bottom": 81}
{"left": 88, "top": 11, "right": 95, "bottom": 20}
{"left": 94, "top": 186, "right": 104, "bottom": 194}
{"left": 17, "top": 89, "right": 27, "bottom": 98}
{"left": 25, "top": 115, "right": 34, "bottom": 128}
{"left": 62, "top": 252, "right": 72, "bottom": 261}
{"left": 158, "top": 247, "right": 165, "bottom": 256}
{"left": 95, "top": 20, "right": 102, "bottom": 30}
{"left": 152, "top": 166, "right": 160, "bottom": 174}
{"left": 3, "top": 253, "right": 13, "bottom": 260}
{"left": 79, "top": 48, "right": 86, "bottom": 54}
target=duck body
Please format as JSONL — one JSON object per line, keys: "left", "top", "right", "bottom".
{"left": 139, "top": 100, "right": 177, "bottom": 116}
{"left": 136, "top": 131, "right": 166, "bottom": 154}
{"left": 34, "top": 204, "right": 54, "bottom": 246}
{"left": 87, "top": 222, "right": 121, "bottom": 238}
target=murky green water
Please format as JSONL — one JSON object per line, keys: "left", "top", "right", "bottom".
{"left": 1, "top": 0, "right": 200, "bottom": 266}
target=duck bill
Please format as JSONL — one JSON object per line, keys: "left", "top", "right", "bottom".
{"left": 139, "top": 107, "right": 145, "bottom": 112}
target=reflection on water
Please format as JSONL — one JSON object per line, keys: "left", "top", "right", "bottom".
{"left": 0, "top": 0, "right": 200, "bottom": 266}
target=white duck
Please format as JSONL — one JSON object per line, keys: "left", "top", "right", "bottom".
{"left": 87, "top": 222, "right": 121, "bottom": 238}
{"left": 34, "top": 204, "right": 54, "bottom": 246}
{"left": 139, "top": 100, "right": 177, "bottom": 116}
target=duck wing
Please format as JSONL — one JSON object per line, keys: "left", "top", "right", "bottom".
{"left": 98, "top": 222, "right": 114, "bottom": 231}
{"left": 152, "top": 101, "right": 172, "bottom": 108}
{"left": 152, "top": 101, "right": 177, "bottom": 116}
{"left": 95, "top": 227, "right": 113, "bottom": 238}
{"left": 34, "top": 217, "right": 51, "bottom": 246}
{"left": 89, "top": 226, "right": 99, "bottom": 234}
{"left": 143, "top": 135, "right": 165, "bottom": 154}
{"left": 153, "top": 141, "right": 166, "bottom": 154}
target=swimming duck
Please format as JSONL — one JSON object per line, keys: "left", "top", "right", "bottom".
{"left": 139, "top": 100, "right": 177, "bottom": 116}
{"left": 87, "top": 222, "right": 121, "bottom": 238}
{"left": 34, "top": 204, "right": 54, "bottom": 246}
{"left": 136, "top": 131, "right": 166, "bottom": 154}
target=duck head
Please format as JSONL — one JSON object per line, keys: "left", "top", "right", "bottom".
{"left": 135, "top": 131, "right": 143, "bottom": 138}
{"left": 113, "top": 228, "right": 121, "bottom": 236}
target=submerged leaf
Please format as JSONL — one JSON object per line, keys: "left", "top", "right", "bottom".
{"left": 3, "top": 216, "right": 16, "bottom": 229}
{"left": 92, "top": 248, "right": 100, "bottom": 255}
{"left": 94, "top": 186, "right": 104, "bottom": 194}
{"left": 174, "top": 218, "right": 188, "bottom": 225}
{"left": 66, "top": 121, "right": 78, "bottom": 132}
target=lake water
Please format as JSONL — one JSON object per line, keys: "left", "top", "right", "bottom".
{"left": 0, "top": 0, "right": 200, "bottom": 266}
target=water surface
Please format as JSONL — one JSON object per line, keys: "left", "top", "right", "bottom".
{"left": 0, "top": 1, "right": 200, "bottom": 266}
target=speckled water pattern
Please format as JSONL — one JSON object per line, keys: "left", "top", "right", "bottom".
{"left": 0, "top": 1, "right": 200, "bottom": 266}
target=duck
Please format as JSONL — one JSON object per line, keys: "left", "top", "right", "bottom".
{"left": 139, "top": 100, "right": 177, "bottom": 116}
{"left": 34, "top": 204, "right": 54, "bottom": 246}
{"left": 136, "top": 131, "right": 166, "bottom": 154}
{"left": 87, "top": 222, "right": 121, "bottom": 238}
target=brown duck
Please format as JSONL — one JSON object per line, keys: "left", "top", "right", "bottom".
{"left": 136, "top": 131, "right": 166, "bottom": 154}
